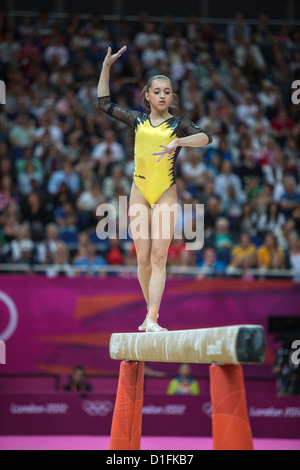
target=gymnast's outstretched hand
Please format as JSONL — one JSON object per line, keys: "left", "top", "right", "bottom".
{"left": 152, "top": 139, "right": 179, "bottom": 162}
{"left": 103, "top": 45, "right": 127, "bottom": 68}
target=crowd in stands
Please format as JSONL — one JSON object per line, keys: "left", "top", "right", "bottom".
{"left": 0, "top": 9, "right": 299, "bottom": 278}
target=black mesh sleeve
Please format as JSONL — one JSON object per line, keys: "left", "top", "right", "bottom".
{"left": 98, "top": 96, "right": 141, "bottom": 129}
{"left": 178, "top": 116, "right": 212, "bottom": 143}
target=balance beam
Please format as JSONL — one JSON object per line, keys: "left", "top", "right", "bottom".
{"left": 109, "top": 325, "right": 265, "bottom": 364}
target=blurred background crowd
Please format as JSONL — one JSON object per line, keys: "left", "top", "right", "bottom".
{"left": 0, "top": 9, "right": 299, "bottom": 278}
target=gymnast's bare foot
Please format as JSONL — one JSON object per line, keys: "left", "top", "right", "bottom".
{"left": 138, "top": 313, "right": 160, "bottom": 331}
{"left": 146, "top": 319, "right": 167, "bottom": 332}
{"left": 138, "top": 314, "right": 148, "bottom": 331}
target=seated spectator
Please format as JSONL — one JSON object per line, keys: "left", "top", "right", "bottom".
{"left": 215, "top": 160, "right": 244, "bottom": 206}
{"left": 106, "top": 237, "right": 125, "bottom": 265}
{"left": 279, "top": 176, "right": 300, "bottom": 219}
{"left": 237, "top": 148, "right": 263, "bottom": 188}
{"left": 36, "top": 223, "right": 60, "bottom": 264}
{"left": 44, "top": 33, "right": 70, "bottom": 67}
{"left": 91, "top": 129, "right": 125, "bottom": 176}
{"left": 222, "top": 183, "right": 246, "bottom": 227}
{"left": 9, "top": 223, "right": 35, "bottom": 264}
{"left": 167, "top": 363, "right": 200, "bottom": 395}
{"left": 257, "top": 201, "right": 286, "bottom": 237}
{"left": 235, "top": 202, "right": 258, "bottom": 238}
{"left": 0, "top": 175, "right": 18, "bottom": 214}
{"left": 270, "top": 108, "right": 295, "bottom": 148}
{"left": 15, "top": 146, "right": 43, "bottom": 177}
{"left": 64, "top": 365, "right": 92, "bottom": 392}
{"left": 168, "top": 235, "right": 187, "bottom": 267}
{"left": 214, "top": 217, "right": 233, "bottom": 252}
{"left": 180, "top": 149, "right": 207, "bottom": 197}
{"left": 22, "top": 192, "right": 52, "bottom": 241}
{"left": 286, "top": 233, "right": 300, "bottom": 280}
{"left": 276, "top": 218, "right": 297, "bottom": 252}
{"left": 141, "top": 39, "right": 168, "bottom": 77}
{"left": 257, "top": 232, "right": 285, "bottom": 270}
{"left": 8, "top": 114, "right": 36, "bottom": 156}
{"left": 102, "top": 164, "right": 131, "bottom": 200}
{"left": 47, "top": 159, "right": 80, "bottom": 196}
{"left": 197, "top": 246, "right": 226, "bottom": 278}
{"left": 204, "top": 196, "right": 224, "bottom": 243}
{"left": 269, "top": 252, "right": 286, "bottom": 271}
{"left": 229, "top": 232, "right": 257, "bottom": 269}
{"left": 54, "top": 201, "right": 78, "bottom": 230}
{"left": 46, "top": 241, "right": 74, "bottom": 278}
{"left": 0, "top": 202, "right": 21, "bottom": 251}
{"left": 17, "top": 162, "right": 43, "bottom": 195}
{"left": 73, "top": 240, "right": 107, "bottom": 276}
{"left": 76, "top": 180, "right": 106, "bottom": 229}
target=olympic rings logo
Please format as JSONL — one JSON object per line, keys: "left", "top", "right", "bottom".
{"left": 0, "top": 291, "right": 18, "bottom": 342}
{"left": 81, "top": 400, "right": 113, "bottom": 417}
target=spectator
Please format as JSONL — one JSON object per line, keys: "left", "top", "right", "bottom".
{"left": 286, "top": 233, "right": 300, "bottom": 281}
{"left": 36, "top": 223, "right": 60, "bottom": 264}
{"left": 44, "top": 33, "right": 70, "bottom": 67}
{"left": 53, "top": 201, "right": 78, "bottom": 230}
{"left": 64, "top": 365, "right": 92, "bottom": 392}
{"left": 215, "top": 160, "right": 244, "bottom": 206}
{"left": 9, "top": 114, "right": 36, "bottom": 154}
{"left": 46, "top": 241, "right": 74, "bottom": 277}
{"left": 279, "top": 176, "right": 300, "bottom": 219}
{"left": 271, "top": 108, "right": 295, "bottom": 148}
{"left": 180, "top": 148, "right": 207, "bottom": 196}
{"left": 91, "top": 129, "right": 125, "bottom": 176}
{"left": 214, "top": 216, "right": 233, "bottom": 253}
{"left": 0, "top": 175, "right": 17, "bottom": 214}
{"left": 76, "top": 179, "right": 104, "bottom": 226}
{"left": 106, "top": 237, "right": 124, "bottom": 265}
{"left": 102, "top": 164, "right": 131, "bottom": 200}
{"left": 73, "top": 240, "right": 107, "bottom": 276}
{"left": 167, "top": 363, "right": 200, "bottom": 395}
{"left": 47, "top": 160, "right": 80, "bottom": 195}
{"left": 229, "top": 232, "right": 257, "bottom": 269}
{"left": 257, "top": 232, "right": 285, "bottom": 270}
{"left": 9, "top": 223, "right": 34, "bottom": 264}
{"left": 197, "top": 246, "right": 226, "bottom": 278}
{"left": 227, "top": 12, "right": 251, "bottom": 45}
{"left": 257, "top": 201, "right": 286, "bottom": 237}
{"left": 235, "top": 202, "right": 258, "bottom": 237}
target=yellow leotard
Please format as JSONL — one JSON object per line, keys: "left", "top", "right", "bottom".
{"left": 98, "top": 96, "right": 212, "bottom": 206}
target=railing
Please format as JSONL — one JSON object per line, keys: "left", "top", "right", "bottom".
{"left": 0, "top": 263, "right": 298, "bottom": 280}
{"left": 7, "top": 10, "right": 300, "bottom": 27}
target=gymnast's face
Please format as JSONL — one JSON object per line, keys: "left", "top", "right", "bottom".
{"left": 145, "top": 78, "right": 173, "bottom": 113}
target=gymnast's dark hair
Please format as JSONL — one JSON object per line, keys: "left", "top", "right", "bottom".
{"left": 141, "top": 75, "right": 179, "bottom": 111}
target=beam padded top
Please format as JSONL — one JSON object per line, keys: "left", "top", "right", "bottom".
{"left": 109, "top": 325, "right": 266, "bottom": 365}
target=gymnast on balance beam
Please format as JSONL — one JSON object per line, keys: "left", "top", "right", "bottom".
{"left": 97, "top": 46, "right": 212, "bottom": 332}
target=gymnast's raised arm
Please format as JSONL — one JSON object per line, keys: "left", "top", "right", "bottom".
{"left": 97, "top": 46, "right": 140, "bottom": 128}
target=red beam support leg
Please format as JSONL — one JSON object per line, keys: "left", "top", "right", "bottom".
{"left": 110, "top": 360, "right": 144, "bottom": 450}
{"left": 209, "top": 364, "right": 254, "bottom": 450}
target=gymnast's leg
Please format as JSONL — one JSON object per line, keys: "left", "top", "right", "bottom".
{"left": 147, "top": 185, "right": 178, "bottom": 332}
{"left": 129, "top": 183, "right": 152, "bottom": 330}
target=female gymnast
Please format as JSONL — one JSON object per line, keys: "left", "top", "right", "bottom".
{"left": 98, "top": 46, "right": 212, "bottom": 332}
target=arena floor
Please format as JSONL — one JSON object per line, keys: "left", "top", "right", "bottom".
{"left": 0, "top": 436, "right": 299, "bottom": 450}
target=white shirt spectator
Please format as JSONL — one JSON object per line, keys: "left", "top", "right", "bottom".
{"left": 91, "top": 141, "right": 125, "bottom": 162}
{"left": 44, "top": 41, "right": 69, "bottom": 67}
